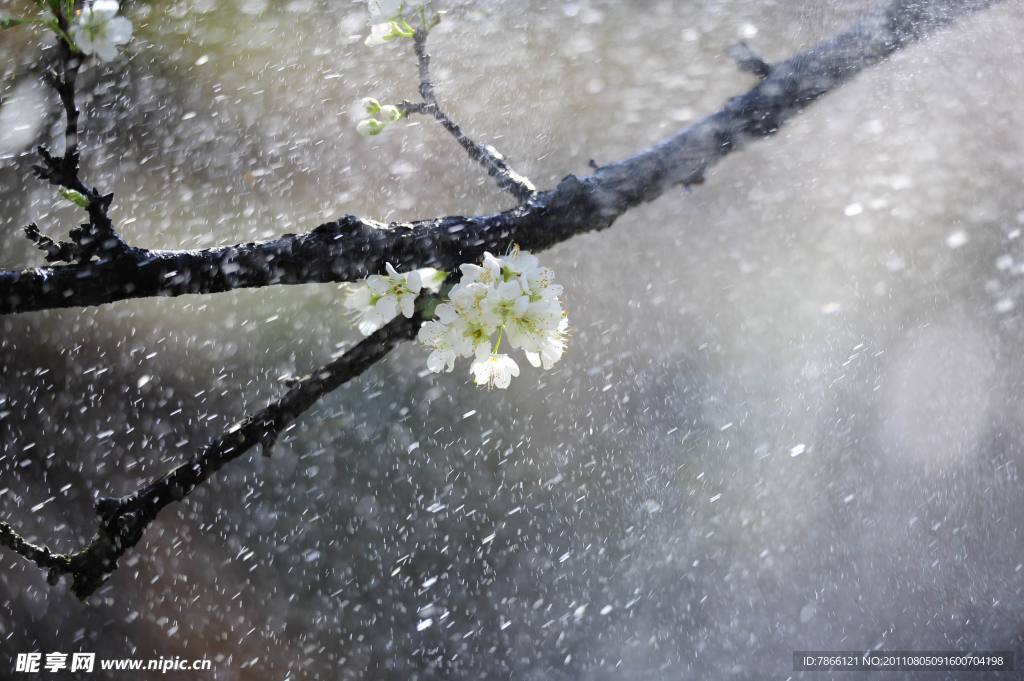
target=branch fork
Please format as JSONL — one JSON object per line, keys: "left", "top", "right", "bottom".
{"left": 25, "top": 38, "right": 130, "bottom": 265}
{"left": 1, "top": 315, "right": 421, "bottom": 598}
{"left": 728, "top": 41, "right": 773, "bottom": 79}
{"left": 399, "top": 28, "right": 537, "bottom": 202}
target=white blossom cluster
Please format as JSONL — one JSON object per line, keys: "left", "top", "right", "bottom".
{"left": 345, "top": 250, "right": 568, "bottom": 389}
{"left": 419, "top": 250, "right": 568, "bottom": 389}
{"left": 344, "top": 263, "right": 446, "bottom": 336}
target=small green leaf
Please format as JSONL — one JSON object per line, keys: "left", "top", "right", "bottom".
{"left": 59, "top": 188, "right": 90, "bottom": 209}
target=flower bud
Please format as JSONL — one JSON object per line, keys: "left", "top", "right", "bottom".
{"left": 360, "top": 97, "right": 382, "bottom": 115}
{"left": 379, "top": 104, "right": 403, "bottom": 123}
{"left": 356, "top": 118, "right": 385, "bottom": 137}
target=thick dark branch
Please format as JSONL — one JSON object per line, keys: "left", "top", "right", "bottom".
{"left": 0, "top": 0, "right": 997, "bottom": 316}
{"left": 404, "top": 28, "right": 537, "bottom": 202}
{"left": 1, "top": 315, "right": 419, "bottom": 598}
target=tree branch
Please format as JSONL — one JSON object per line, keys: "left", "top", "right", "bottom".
{"left": 1, "top": 314, "right": 420, "bottom": 599}
{"left": 728, "top": 41, "right": 773, "bottom": 79}
{"left": 400, "top": 28, "right": 537, "bottom": 202}
{"left": 26, "top": 16, "right": 130, "bottom": 265}
{"left": 0, "top": 521, "right": 72, "bottom": 578}
{"left": 0, "top": 0, "right": 1005, "bottom": 598}
{"left": 0, "top": 0, "right": 998, "bottom": 317}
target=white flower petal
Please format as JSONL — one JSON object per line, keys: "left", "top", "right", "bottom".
{"left": 399, "top": 293, "right": 415, "bottom": 318}
{"left": 94, "top": 40, "right": 119, "bottom": 62}
{"left": 470, "top": 354, "right": 519, "bottom": 389}
{"left": 364, "top": 22, "right": 394, "bottom": 45}
{"left": 435, "top": 303, "right": 458, "bottom": 324}
{"left": 459, "top": 263, "right": 485, "bottom": 282}
{"left": 358, "top": 319, "right": 380, "bottom": 335}
{"left": 367, "top": 275, "right": 390, "bottom": 294}
{"left": 427, "top": 349, "right": 456, "bottom": 373}
{"left": 106, "top": 16, "right": 133, "bottom": 44}
{"left": 375, "top": 296, "right": 398, "bottom": 320}
{"left": 92, "top": 0, "right": 120, "bottom": 18}
{"left": 416, "top": 268, "right": 447, "bottom": 293}
{"left": 407, "top": 269, "right": 422, "bottom": 294}
{"left": 345, "top": 284, "right": 372, "bottom": 311}
{"left": 72, "top": 28, "right": 95, "bottom": 55}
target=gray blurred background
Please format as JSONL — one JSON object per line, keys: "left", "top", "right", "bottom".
{"left": 2, "top": 0, "right": 1024, "bottom": 678}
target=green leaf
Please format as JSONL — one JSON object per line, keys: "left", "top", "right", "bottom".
{"left": 59, "top": 188, "right": 90, "bottom": 209}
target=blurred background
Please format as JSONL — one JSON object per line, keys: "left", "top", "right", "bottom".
{"left": 2, "top": 0, "right": 1024, "bottom": 678}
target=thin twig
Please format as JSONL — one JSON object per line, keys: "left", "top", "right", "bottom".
{"left": 403, "top": 28, "right": 537, "bottom": 202}
{"left": 27, "top": 16, "right": 129, "bottom": 264}
{"left": 0, "top": 521, "right": 72, "bottom": 577}
{"left": 23, "top": 223, "right": 79, "bottom": 262}
{"left": 728, "top": 41, "right": 772, "bottom": 79}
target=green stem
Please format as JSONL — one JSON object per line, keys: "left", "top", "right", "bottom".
{"left": 51, "top": 23, "right": 77, "bottom": 49}
{"left": 1, "top": 17, "right": 47, "bottom": 29}
{"left": 492, "top": 324, "right": 504, "bottom": 354}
